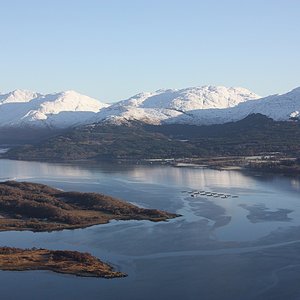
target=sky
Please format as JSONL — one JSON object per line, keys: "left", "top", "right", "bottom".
{"left": 0, "top": 0, "right": 300, "bottom": 103}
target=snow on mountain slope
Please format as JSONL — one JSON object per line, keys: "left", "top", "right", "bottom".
{"left": 0, "top": 89, "right": 41, "bottom": 104}
{"left": 92, "top": 86, "right": 260, "bottom": 124}
{"left": 1, "top": 85, "right": 299, "bottom": 128}
{"left": 169, "top": 87, "right": 300, "bottom": 125}
{"left": 119, "top": 86, "right": 259, "bottom": 110}
{"left": 0, "top": 90, "right": 108, "bottom": 128}
{"left": 94, "top": 105, "right": 182, "bottom": 125}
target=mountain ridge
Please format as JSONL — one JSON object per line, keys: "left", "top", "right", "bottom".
{"left": 91, "top": 85, "right": 260, "bottom": 125}
{"left": 0, "top": 85, "right": 299, "bottom": 128}
{"left": 170, "top": 86, "right": 300, "bottom": 125}
{"left": 0, "top": 90, "right": 108, "bottom": 128}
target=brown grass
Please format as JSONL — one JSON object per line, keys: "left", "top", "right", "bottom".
{"left": 0, "top": 181, "right": 179, "bottom": 232}
{"left": 0, "top": 247, "right": 126, "bottom": 278}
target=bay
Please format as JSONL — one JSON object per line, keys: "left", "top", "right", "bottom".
{"left": 0, "top": 159, "right": 300, "bottom": 300}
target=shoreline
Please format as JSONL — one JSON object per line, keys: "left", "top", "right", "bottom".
{"left": 1, "top": 154, "right": 299, "bottom": 177}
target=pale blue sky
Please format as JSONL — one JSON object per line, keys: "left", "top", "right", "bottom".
{"left": 1, "top": 0, "right": 299, "bottom": 102}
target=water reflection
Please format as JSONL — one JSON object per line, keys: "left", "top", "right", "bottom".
{"left": 0, "top": 159, "right": 299, "bottom": 243}
{"left": 1, "top": 159, "right": 299, "bottom": 197}
{"left": 0, "top": 159, "right": 300, "bottom": 300}
{"left": 127, "top": 166, "right": 257, "bottom": 190}
{"left": 0, "top": 159, "right": 92, "bottom": 180}
{"left": 291, "top": 179, "right": 300, "bottom": 191}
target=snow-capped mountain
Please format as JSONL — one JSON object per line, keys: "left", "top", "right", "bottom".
{"left": 0, "top": 85, "right": 299, "bottom": 129}
{"left": 0, "top": 90, "right": 108, "bottom": 128}
{"left": 92, "top": 86, "right": 260, "bottom": 124}
{"left": 118, "top": 86, "right": 259, "bottom": 110}
{"left": 170, "top": 87, "right": 300, "bottom": 125}
{"left": 0, "top": 89, "right": 41, "bottom": 105}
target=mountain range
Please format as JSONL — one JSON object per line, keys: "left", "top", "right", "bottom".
{"left": 0, "top": 86, "right": 299, "bottom": 128}
{"left": 0, "top": 90, "right": 107, "bottom": 128}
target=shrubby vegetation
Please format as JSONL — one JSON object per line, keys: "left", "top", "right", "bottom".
{"left": 0, "top": 181, "right": 178, "bottom": 232}
{"left": 147, "top": 114, "right": 300, "bottom": 157}
{"left": 4, "top": 114, "right": 300, "bottom": 161}
{"left": 5, "top": 123, "right": 198, "bottom": 160}
{"left": 0, "top": 247, "right": 126, "bottom": 278}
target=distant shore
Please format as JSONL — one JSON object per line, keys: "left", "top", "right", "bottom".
{"left": 134, "top": 155, "right": 300, "bottom": 176}
{"left": 1, "top": 151, "right": 299, "bottom": 177}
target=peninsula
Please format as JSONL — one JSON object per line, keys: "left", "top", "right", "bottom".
{"left": 0, "top": 181, "right": 179, "bottom": 232}
{"left": 0, "top": 181, "right": 179, "bottom": 278}
{"left": 0, "top": 247, "right": 126, "bottom": 278}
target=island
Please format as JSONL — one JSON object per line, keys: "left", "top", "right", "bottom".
{"left": 0, "top": 180, "right": 179, "bottom": 278}
{"left": 0, "top": 247, "right": 126, "bottom": 278}
{"left": 0, "top": 181, "right": 179, "bottom": 232}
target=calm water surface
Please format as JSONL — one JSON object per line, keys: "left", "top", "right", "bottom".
{"left": 0, "top": 159, "right": 300, "bottom": 300}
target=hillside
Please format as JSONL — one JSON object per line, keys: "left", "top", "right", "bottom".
{"left": 4, "top": 122, "right": 198, "bottom": 160}
{"left": 0, "top": 127, "right": 66, "bottom": 145}
{"left": 4, "top": 114, "right": 300, "bottom": 161}
{"left": 147, "top": 114, "right": 300, "bottom": 156}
